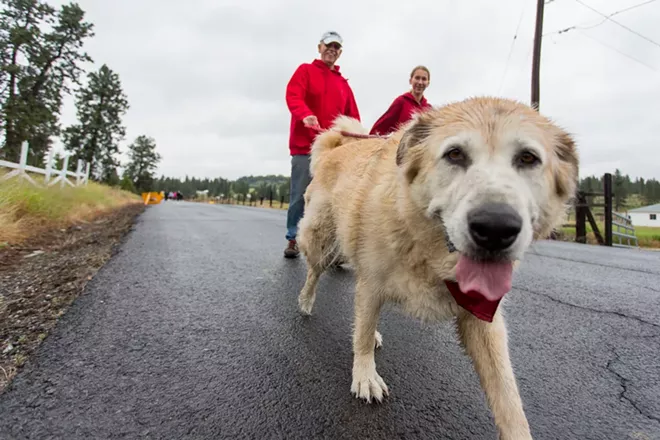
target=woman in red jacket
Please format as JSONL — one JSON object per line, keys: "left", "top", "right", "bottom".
{"left": 369, "top": 66, "right": 432, "bottom": 136}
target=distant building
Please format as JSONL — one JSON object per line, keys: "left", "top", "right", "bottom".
{"left": 628, "top": 203, "right": 660, "bottom": 227}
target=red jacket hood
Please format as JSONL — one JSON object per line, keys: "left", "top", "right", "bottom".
{"left": 401, "top": 92, "right": 429, "bottom": 107}
{"left": 312, "top": 58, "right": 341, "bottom": 73}
{"left": 285, "top": 59, "right": 361, "bottom": 155}
{"left": 369, "top": 92, "right": 432, "bottom": 136}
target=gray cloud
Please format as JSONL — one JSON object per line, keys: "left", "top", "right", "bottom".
{"left": 49, "top": 0, "right": 660, "bottom": 181}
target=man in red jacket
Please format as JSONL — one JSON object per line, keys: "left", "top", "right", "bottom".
{"left": 283, "top": 31, "right": 361, "bottom": 258}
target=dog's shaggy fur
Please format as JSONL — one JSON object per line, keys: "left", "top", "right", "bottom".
{"left": 296, "top": 96, "right": 579, "bottom": 439}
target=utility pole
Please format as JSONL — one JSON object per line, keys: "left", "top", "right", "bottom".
{"left": 531, "top": 0, "right": 545, "bottom": 110}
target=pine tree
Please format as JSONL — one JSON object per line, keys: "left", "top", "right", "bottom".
{"left": 0, "top": 0, "right": 94, "bottom": 162}
{"left": 62, "top": 64, "right": 129, "bottom": 182}
{"left": 124, "top": 135, "right": 161, "bottom": 193}
{"left": 613, "top": 169, "right": 628, "bottom": 210}
{"left": 119, "top": 173, "right": 136, "bottom": 193}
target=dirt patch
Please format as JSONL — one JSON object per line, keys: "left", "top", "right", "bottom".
{"left": 0, "top": 203, "right": 145, "bottom": 393}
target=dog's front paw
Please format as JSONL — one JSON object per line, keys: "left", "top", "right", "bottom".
{"left": 499, "top": 432, "right": 533, "bottom": 440}
{"left": 351, "top": 360, "right": 389, "bottom": 403}
{"left": 298, "top": 295, "right": 313, "bottom": 315}
{"left": 498, "top": 426, "right": 533, "bottom": 440}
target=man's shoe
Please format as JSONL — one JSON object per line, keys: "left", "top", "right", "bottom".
{"left": 284, "top": 239, "right": 299, "bottom": 258}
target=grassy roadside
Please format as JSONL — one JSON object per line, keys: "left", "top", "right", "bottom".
{"left": 0, "top": 173, "right": 141, "bottom": 246}
{"left": 560, "top": 222, "right": 660, "bottom": 248}
{"left": 0, "top": 173, "right": 144, "bottom": 392}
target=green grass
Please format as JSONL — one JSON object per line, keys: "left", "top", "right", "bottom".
{"left": 633, "top": 226, "right": 660, "bottom": 239}
{"left": 561, "top": 220, "right": 660, "bottom": 248}
{"left": 0, "top": 172, "right": 141, "bottom": 245}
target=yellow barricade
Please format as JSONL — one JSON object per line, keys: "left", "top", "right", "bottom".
{"left": 141, "top": 192, "right": 163, "bottom": 205}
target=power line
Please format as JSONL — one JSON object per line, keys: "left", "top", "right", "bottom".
{"left": 573, "top": 0, "right": 660, "bottom": 49}
{"left": 544, "top": 0, "right": 658, "bottom": 37}
{"left": 576, "top": 30, "right": 658, "bottom": 71}
{"left": 498, "top": 0, "right": 527, "bottom": 94}
{"left": 580, "top": 0, "right": 658, "bottom": 30}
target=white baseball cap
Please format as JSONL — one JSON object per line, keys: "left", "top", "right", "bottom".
{"left": 320, "top": 31, "right": 343, "bottom": 46}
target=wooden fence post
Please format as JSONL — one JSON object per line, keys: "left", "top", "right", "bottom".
{"left": 575, "top": 191, "right": 587, "bottom": 244}
{"left": 60, "top": 155, "right": 69, "bottom": 188}
{"left": 44, "top": 149, "right": 54, "bottom": 184}
{"left": 13, "top": 142, "right": 37, "bottom": 186}
{"left": 85, "top": 162, "right": 90, "bottom": 184}
{"left": 603, "top": 172, "right": 613, "bottom": 246}
{"left": 19, "top": 141, "right": 28, "bottom": 173}
{"left": 76, "top": 159, "right": 83, "bottom": 186}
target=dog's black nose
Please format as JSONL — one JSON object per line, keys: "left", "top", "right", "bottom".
{"left": 468, "top": 203, "right": 522, "bottom": 251}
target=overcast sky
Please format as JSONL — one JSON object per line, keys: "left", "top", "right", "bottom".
{"left": 50, "top": 0, "right": 660, "bottom": 182}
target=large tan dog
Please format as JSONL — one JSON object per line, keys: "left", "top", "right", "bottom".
{"left": 295, "top": 96, "right": 579, "bottom": 440}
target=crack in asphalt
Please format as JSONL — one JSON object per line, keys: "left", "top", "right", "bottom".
{"left": 515, "top": 285, "right": 660, "bottom": 330}
{"left": 606, "top": 350, "right": 660, "bottom": 426}
{"left": 516, "top": 284, "right": 660, "bottom": 426}
{"left": 628, "top": 282, "right": 660, "bottom": 294}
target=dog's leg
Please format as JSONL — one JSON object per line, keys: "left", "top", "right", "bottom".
{"left": 296, "top": 197, "right": 335, "bottom": 316}
{"left": 351, "top": 279, "right": 388, "bottom": 403}
{"left": 374, "top": 330, "right": 383, "bottom": 349}
{"left": 456, "top": 310, "right": 532, "bottom": 440}
{"left": 298, "top": 264, "right": 322, "bottom": 315}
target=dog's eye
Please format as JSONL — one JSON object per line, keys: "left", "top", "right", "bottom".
{"left": 443, "top": 147, "right": 467, "bottom": 165}
{"left": 516, "top": 151, "right": 540, "bottom": 167}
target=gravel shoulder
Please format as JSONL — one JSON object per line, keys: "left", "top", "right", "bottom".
{"left": 0, "top": 203, "right": 145, "bottom": 392}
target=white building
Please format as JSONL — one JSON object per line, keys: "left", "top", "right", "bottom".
{"left": 628, "top": 203, "right": 660, "bottom": 227}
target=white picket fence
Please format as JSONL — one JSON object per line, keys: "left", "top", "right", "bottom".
{"left": 0, "top": 141, "right": 90, "bottom": 188}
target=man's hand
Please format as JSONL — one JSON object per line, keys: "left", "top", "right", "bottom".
{"left": 302, "top": 115, "right": 319, "bottom": 128}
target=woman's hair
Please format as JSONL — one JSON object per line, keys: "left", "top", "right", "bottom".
{"left": 410, "top": 65, "right": 430, "bottom": 80}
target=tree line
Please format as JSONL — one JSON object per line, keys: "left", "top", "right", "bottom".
{"left": 0, "top": 0, "right": 161, "bottom": 193}
{"left": 580, "top": 169, "right": 660, "bottom": 209}
{"left": 152, "top": 174, "right": 291, "bottom": 201}
{"left": 155, "top": 170, "right": 660, "bottom": 208}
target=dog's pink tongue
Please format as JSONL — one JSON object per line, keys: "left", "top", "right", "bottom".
{"left": 455, "top": 256, "right": 513, "bottom": 302}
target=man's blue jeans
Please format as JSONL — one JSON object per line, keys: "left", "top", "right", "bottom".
{"left": 286, "top": 154, "right": 312, "bottom": 241}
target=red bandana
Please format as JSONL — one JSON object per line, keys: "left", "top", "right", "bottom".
{"left": 444, "top": 280, "right": 502, "bottom": 323}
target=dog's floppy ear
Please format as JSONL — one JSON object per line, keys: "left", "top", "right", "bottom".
{"left": 396, "top": 114, "right": 433, "bottom": 182}
{"left": 553, "top": 130, "right": 579, "bottom": 199}
{"left": 396, "top": 114, "right": 432, "bottom": 166}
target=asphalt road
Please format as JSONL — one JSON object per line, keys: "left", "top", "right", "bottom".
{"left": 1, "top": 201, "right": 659, "bottom": 440}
